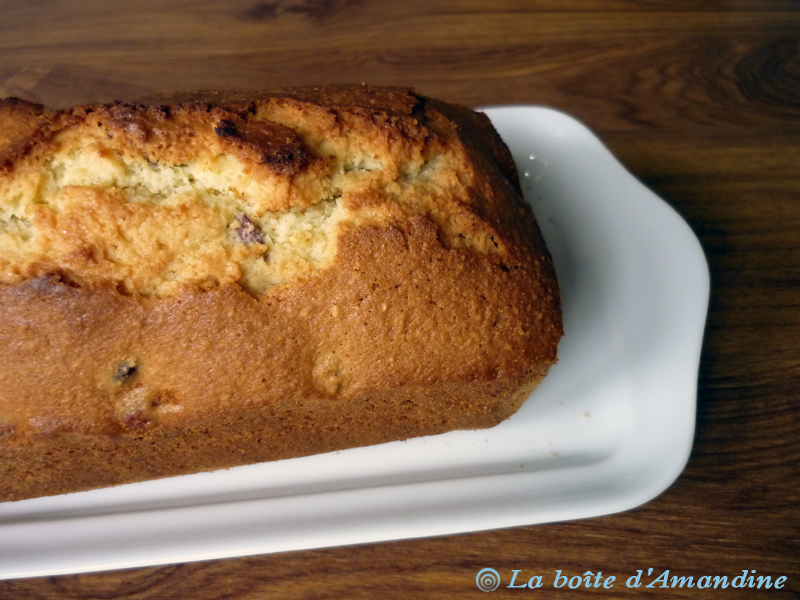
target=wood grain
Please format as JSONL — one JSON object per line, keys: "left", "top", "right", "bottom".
{"left": 1, "top": 0, "right": 798, "bottom": 598}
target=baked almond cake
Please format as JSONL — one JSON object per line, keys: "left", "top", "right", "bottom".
{"left": 0, "top": 85, "right": 562, "bottom": 502}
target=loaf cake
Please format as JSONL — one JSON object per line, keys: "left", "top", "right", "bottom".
{"left": 0, "top": 85, "right": 562, "bottom": 502}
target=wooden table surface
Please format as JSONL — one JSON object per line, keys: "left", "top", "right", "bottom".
{"left": 1, "top": 1, "right": 798, "bottom": 598}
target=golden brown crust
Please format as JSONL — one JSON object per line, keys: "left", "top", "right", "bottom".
{"left": 0, "top": 97, "right": 46, "bottom": 170}
{"left": 0, "top": 86, "right": 562, "bottom": 502}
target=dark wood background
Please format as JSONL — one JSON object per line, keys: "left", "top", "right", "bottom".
{"left": 1, "top": 1, "right": 799, "bottom": 598}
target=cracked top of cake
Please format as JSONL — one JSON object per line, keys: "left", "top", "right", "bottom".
{"left": 0, "top": 85, "right": 532, "bottom": 297}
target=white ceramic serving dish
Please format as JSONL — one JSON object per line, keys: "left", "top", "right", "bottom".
{"left": 0, "top": 106, "right": 709, "bottom": 579}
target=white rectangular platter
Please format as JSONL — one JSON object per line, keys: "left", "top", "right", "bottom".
{"left": 0, "top": 106, "right": 710, "bottom": 579}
